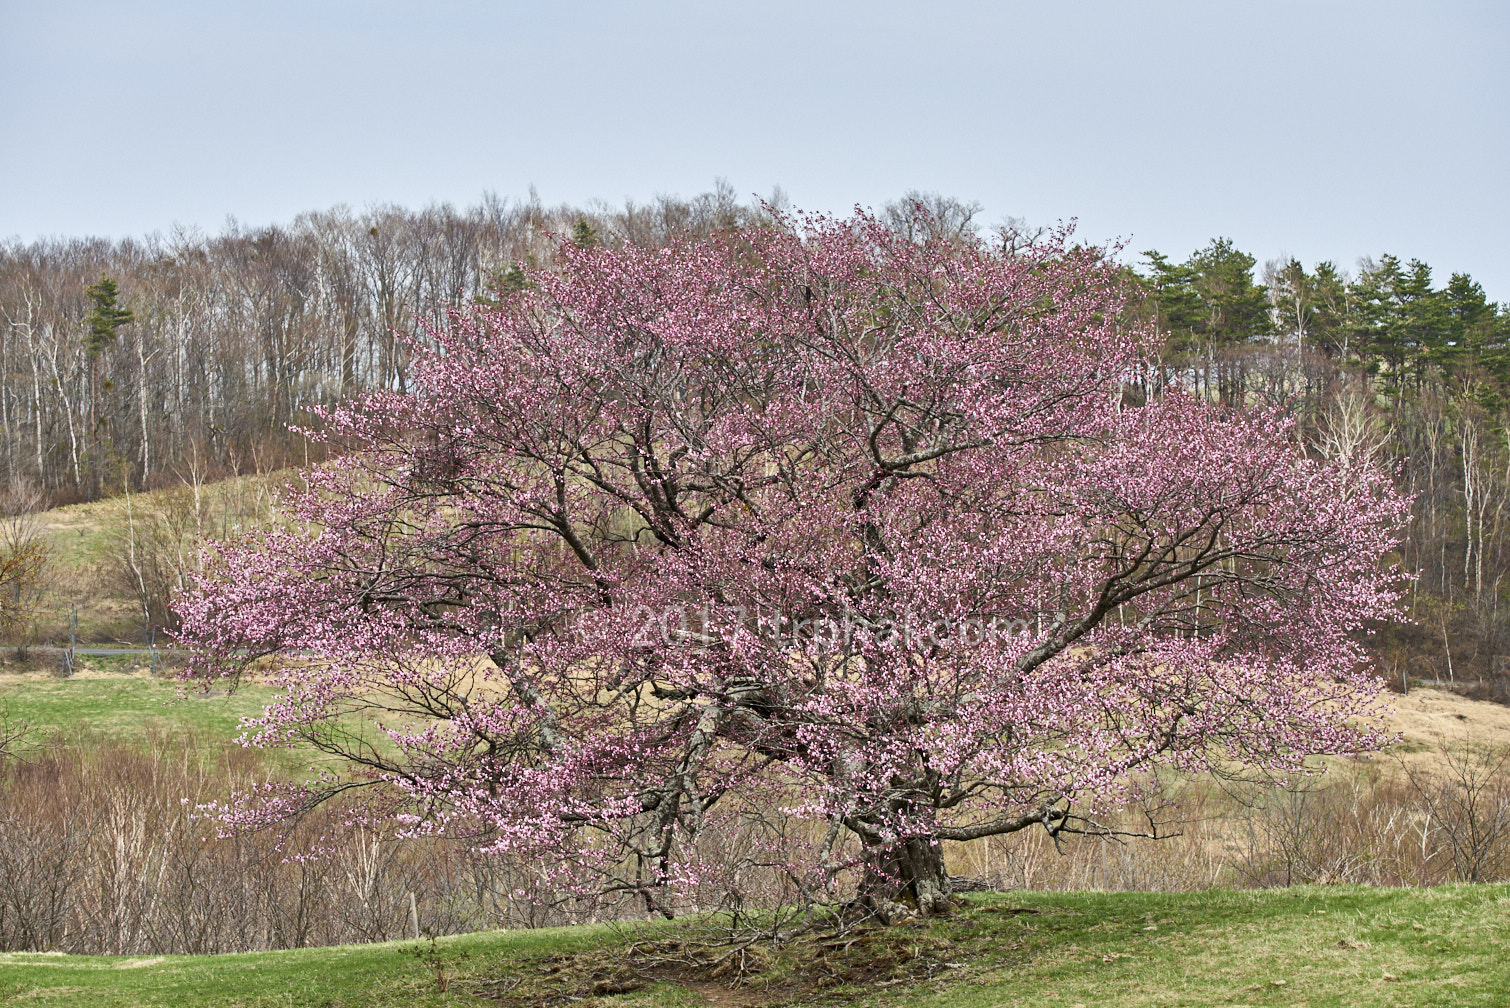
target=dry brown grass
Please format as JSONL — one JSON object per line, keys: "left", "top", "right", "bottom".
{"left": 1381, "top": 685, "right": 1510, "bottom": 758}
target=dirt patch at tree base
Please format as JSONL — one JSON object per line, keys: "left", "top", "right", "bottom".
{"left": 467, "top": 910, "right": 1029, "bottom": 1006}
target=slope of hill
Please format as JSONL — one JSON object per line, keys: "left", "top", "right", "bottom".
{"left": 1385, "top": 686, "right": 1510, "bottom": 757}
{"left": 1, "top": 886, "right": 1505, "bottom": 1008}
{"left": 4, "top": 473, "right": 286, "bottom": 649}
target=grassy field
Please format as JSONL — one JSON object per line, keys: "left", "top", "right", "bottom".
{"left": 0, "top": 668, "right": 272, "bottom": 742}
{"left": 0, "top": 664, "right": 398, "bottom": 777}
{"left": 0, "top": 886, "right": 1505, "bottom": 1007}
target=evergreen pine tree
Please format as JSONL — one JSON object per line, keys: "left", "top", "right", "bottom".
{"left": 570, "top": 218, "right": 600, "bottom": 247}
{"left": 83, "top": 276, "right": 133, "bottom": 356}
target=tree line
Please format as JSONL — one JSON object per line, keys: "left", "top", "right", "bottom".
{"left": 2, "top": 186, "right": 1509, "bottom": 690}
{"left": 1132, "top": 237, "right": 1510, "bottom": 695}
{"left": 0, "top": 184, "right": 769, "bottom": 500}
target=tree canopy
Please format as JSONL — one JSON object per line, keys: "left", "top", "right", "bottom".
{"left": 179, "top": 207, "right": 1408, "bottom": 924}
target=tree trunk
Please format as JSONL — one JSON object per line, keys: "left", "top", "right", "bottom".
{"left": 856, "top": 835, "right": 955, "bottom": 922}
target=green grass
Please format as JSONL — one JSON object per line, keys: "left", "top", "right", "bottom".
{"left": 1, "top": 886, "right": 1505, "bottom": 1007}
{"left": 0, "top": 664, "right": 411, "bottom": 775}
{"left": 0, "top": 926, "right": 682, "bottom": 1008}
{"left": 41, "top": 501, "right": 120, "bottom": 570}
{"left": 0, "top": 671, "right": 340, "bottom": 774}
{"left": 0, "top": 674, "right": 273, "bottom": 743}
{"left": 889, "top": 886, "right": 1510, "bottom": 1008}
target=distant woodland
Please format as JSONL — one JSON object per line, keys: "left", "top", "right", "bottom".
{"left": 2, "top": 186, "right": 1509, "bottom": 694}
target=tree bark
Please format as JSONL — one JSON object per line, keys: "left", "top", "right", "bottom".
{"left": 856, "top": 834, "right": 955, "bottom": 922}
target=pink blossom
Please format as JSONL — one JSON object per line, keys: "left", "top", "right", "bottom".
{"left": 177, "top": 206, "right": 1408, "bottom": 918}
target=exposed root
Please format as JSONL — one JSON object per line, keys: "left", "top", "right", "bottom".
{"left": 470, "top": 903, "right": 1000, "bottom": 1006}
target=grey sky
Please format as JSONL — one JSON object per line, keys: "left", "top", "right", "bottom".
{"left": 2, "top": 1, "right": 1505, "bottom": 296}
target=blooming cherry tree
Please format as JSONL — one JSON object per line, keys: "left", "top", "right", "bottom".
{"left": 178, "top": 209, "right": 1407, "bottom": 922}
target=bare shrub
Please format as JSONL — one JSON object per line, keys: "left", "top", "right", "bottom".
{"left": 950, "top": 811, "right": 1227, "bottom": 893}
{"left": 0, "top": 731, "right": 606, "bottom": 954}
{"left": 945, "top": 747, "right": 1510, "bottom": 894}
{"left": 0, "top": 480, "right": 50, "bottom": 655}
{"left": 1398, "top": 739, "right": 1510, "bottom": 883}
{"left": 1228, "top": 771, "right": 1425, "bottom": 887}
{"left": 5, "top": 731, "right": 1507, "bottom": 954}
{"left": 106, "top": 473, "right": 280, "bottom": 634}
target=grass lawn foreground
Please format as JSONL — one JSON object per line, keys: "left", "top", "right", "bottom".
{"left": 0, "top": 886, "right": 1505, "bottom": 1007}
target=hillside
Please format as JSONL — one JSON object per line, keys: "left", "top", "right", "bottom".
{"left": 1, "top": 886, "right": 1506, "bottom": 1007}
{"left": 2, "top": 472, "right": 285, "bottom": 649}
{"left": 1386, "top": 685, "right": 1510, "bottom": 754}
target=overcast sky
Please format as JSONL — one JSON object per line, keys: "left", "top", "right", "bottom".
{"left": 2, "top": 1, "right": 1506, "bottom": 297}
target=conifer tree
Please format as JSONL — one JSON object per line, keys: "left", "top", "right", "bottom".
{"left": 83, "top": 276, "right": 133, "bottom": 356}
